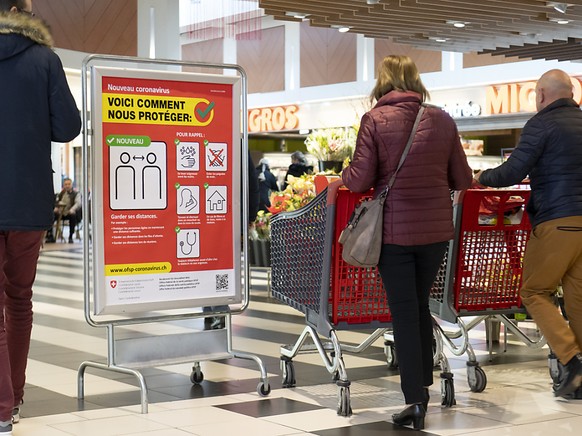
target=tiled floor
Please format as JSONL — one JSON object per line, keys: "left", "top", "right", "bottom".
{"left": 10, "top": 243, "right": 582, "bottom": 435}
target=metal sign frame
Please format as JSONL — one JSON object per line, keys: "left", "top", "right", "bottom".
{"left": 77, "top": 54, "right": 269, "bottom": 413}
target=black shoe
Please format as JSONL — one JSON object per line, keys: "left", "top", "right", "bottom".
{"left": 563, "top": 385, "right": 582, "bottom": 400}
{"left": 554, "top": 354, "right": 582, "bottom": 398}
{"left": 392, "top": 403, "right": 425, "bottom": 430}
{"left": 45, "top": 235, "right": 56, "bottom": 243}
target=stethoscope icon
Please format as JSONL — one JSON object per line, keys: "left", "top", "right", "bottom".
{"left": 179, "top": 232, "right": 197, "bottom": 256}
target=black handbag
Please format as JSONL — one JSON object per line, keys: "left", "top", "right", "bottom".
{"left": 339, "top": 105, "right": 426, "bottom": 267}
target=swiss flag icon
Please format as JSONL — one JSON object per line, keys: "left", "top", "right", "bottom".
{"left": 110, "top": 280, "right": 117, "bottom": 288}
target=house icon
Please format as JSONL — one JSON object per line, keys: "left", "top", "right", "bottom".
{"left": 207, "top": 189, "right": 226, "bottom": 212}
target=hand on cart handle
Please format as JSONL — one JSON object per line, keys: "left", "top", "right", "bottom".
{"left": 472, "top": 170, "right": 485, "bottom": 187}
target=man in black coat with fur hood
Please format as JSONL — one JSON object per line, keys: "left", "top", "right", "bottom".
{"left": 0, "top": 1, "right": 81, "bottom": 433}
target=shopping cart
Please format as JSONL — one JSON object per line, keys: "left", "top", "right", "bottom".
{"left": 428, "top": 188, "right": 546, "bottom": 393}
{"left": 270, "top": 179, "right": 456, "bottom": 416}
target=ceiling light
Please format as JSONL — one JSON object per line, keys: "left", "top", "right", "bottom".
{"left": 548, "top": 16, "right": 571, "bottom": 24}
{"left": 285, "top": 11, "right": 308, "bottom": 19}
{"left": 446, "top": 20, "right": 469, "bottom": 28}
{"left": 552, "top": 2, "right": 568, "bottom": 13}
{"left": 366, "top": 0, "right": 381, "bottom": 4}
{"left": 331, "top": 24, "right": 351, "bottom": 32}
{"left": 429, "top": 36, "right": 448, "bottom": 43}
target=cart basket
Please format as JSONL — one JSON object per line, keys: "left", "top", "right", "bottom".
{"left": 430, "top": 188, "right": 531, "bottom": 320}
{"left": 270, "top": 181, "right": 392, "bottom": 335}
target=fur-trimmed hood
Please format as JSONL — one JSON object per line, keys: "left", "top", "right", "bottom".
{"left": 0, "top": 12, "right": 53, "bottom": 61}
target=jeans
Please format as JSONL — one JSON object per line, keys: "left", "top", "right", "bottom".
{"left": 0, "top": 231, "right": 43, "bottom": 421}
{"left": 377, "top": 241, "right": 447, "bottom": 405}
{"left": 520, "top": 216, "right": 582, "bottom": 365}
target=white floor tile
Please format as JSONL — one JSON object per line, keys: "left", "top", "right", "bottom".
{"left": 263, "top": 408, "right": 385, "bottom": 432}
{"left": 455, "top": 415, "right": 582, "bottom": 435}
{"left": 52, "top": 415, "right": 170, "bottom": 436}
{"left": 141, "top": 406, "right": 254, "bottom": 428}
{"left": 419, "top": 408, "right": 509, "bottom": 436}
{"left": 183, "top": 418, "right": 303, "bottom": 436}
{"left": 123, "top": 430, "right": 194, "bottom": 436}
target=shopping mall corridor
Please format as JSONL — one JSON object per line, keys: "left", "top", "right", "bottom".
{"left": 13, "top": 245, "right": 582, "bottom": 435}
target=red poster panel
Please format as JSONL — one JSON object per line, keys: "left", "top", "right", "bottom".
{"left": 92, "top": 67, "right": 242, "bottom": 315}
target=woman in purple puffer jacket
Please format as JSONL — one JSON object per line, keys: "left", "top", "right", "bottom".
{"left": 342, "top": 55, "right": 472, "bottom": 431}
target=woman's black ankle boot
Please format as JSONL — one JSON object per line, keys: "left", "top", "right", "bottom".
{"left": 392, "top": 403, "right": 425, "bottom": 430}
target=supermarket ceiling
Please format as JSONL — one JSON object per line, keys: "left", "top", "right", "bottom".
{"left": 257, "top": 0, "right": 582, "bottom": 62}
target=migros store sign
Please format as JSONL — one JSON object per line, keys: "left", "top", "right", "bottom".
{"left": 247, "top": 75, "right": 582, "bottom": 131}
{"left": 248, "top": 104, "right": 299, "bottom": 132}
{"left": 485, "top": 76, "right": 582, "bottom": 115}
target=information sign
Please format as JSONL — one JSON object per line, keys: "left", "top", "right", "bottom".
{"left": 91, "top": 67, "right": 242, "bottom": 314}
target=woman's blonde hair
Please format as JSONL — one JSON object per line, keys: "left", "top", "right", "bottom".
{"left": 370, "top": 55, "right": 429, "bottom": 103}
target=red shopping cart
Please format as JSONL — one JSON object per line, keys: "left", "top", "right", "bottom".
{"left": 270, "top": 179, "right": 455, "bottom": 416}
{"left": 429, "top": 188, "right": 546, "bottom": 393}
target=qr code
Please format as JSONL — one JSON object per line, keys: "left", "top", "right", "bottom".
{"left": 215, "top": 274, "right": 228, "bottom": 291}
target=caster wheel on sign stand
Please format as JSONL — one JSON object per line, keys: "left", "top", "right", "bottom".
{"left": 190, "top": 362, "right": 204, "bottom": 384}
{"left": 257, "top": 381, "right": 271, "bottom": 396}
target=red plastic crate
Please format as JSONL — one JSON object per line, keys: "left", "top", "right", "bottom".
{"left": 453, "top": 190, "right": 531, "bottom": 313}
{"left": 330, "top": 188, "right": 392, "bottom": 325}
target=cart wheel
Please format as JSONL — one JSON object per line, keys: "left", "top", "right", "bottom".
{"left": 441, "top": 378, "right": 456, "bottom": 407}
{"left": 385, "top": 343, "right": 398, "bottom": 369}
{"left": 282, "top": 359, "right": 296, "bottom": 388}
{"left": 190, "top": 369, "right": 204, "bottom": 384}
{"left": 257, "top": 381, "right": 271, "bottom": 396}
{"left": 468, "top": 365, "right": 487, "bottom": 393}
{"left": 337, "top": 385, "right": 352, "bottom": 416}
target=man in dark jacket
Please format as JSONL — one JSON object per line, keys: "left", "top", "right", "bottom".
{"left": 256, "top": 158, "right": 279, "bottom": 212}
{"left": 476, "top": 69, "right": 582, "bottom": 399}
{"left": 282, "top": 151, "right": 312, "bottom": 190}
{"left": 0, "top": 2, "right": 81, "bottom": 432}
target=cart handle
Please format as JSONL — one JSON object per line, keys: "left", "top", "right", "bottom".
{"left": 453, "top": 190, "right": 465, "bottom": 207}
{"left": 326, "top": 179, "right": 345, "bottom": 206}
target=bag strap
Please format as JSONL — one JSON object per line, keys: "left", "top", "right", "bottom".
{"left": 379, "top": 103, "right": 426, "bottom": 197}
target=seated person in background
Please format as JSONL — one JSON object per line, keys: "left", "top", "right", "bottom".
{"left": 46, "top": 178, "right": 82, "bottom": 243}
{"left": 282, "top": 151, "right": 313, "bottom": 189}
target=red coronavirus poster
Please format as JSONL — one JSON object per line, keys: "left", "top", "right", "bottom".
{"left": 91, "top": 67, "right": 242, "bottom": 315}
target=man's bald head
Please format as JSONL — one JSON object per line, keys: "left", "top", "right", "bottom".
{"left": 535, "top": 69, "right": 574, "bottom": 111}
